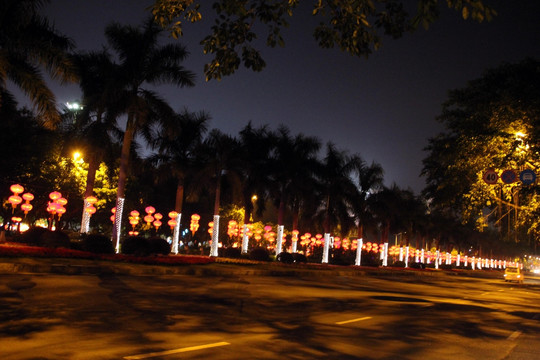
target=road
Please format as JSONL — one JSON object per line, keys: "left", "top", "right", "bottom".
{"left": 1, "top": 270, "right": 539, "bottom": 359}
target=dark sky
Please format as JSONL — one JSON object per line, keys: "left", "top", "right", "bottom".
{"left": 21, "top": 0, "right": 540, "bottom": 194}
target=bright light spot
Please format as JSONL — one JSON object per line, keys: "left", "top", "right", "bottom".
{"left": 66, "top": 102, "right": 82, "bottom": 110}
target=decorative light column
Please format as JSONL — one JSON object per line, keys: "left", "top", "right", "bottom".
{"left": 210, "top": 215, "right": 220, "bottom": 257}
{"left": 322, "top": 233, "right": 331, "bottom": 264}
{"left": 81, "top": 195, "right": 97, "bottom": 233}
{"left": 275, "top": 225, "right": 284, "bottom": 255}
{"left": 241, "top": 224, "right": 250, "bottom": 254}
{"left": 291, "top": 230, "right": 299, "bottom": 253}
{"left": 355, "top": 238, "right": 363, "bottom": 266}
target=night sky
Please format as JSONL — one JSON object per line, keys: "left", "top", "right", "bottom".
{"left": 17, "top": 0, "right": 540, "bottom": 194}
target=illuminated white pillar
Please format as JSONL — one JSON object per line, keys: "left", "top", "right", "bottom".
{"left": 276, "top": 225, "right": 284, "bottom": 255}
{"left": 322, "top": 233, "right": 331, "bottom": 263}
{"left": 464, "top": 255, "right": 468, "bottom": 267}
{"left": 172, "top": 213, "right": 182, "bottom": 254}
{"left": 355, "top": 238, "right": 363, "bottom": 266}
{"left": 435, "top": 250, "right": 439, "bottom": 269}
{"left": 456, "top": 254, "right": 461, "bottom": 267}
{"left": 291, "top": 238, "right": 298, "bottom": 253}
{"left": 210, "top": 215, "right": 220, "bottom": 257}
{"left": 241, "top": 224, "right": 249, "bottom": 254}
{"left": 472, "top": 257, "right": 475, "bottom": 270}
{"left": 399, "top": 247, "right": 403, "bottom": 262}
{"left": 113, "top": 197, "right": 124, "bottom": 253}
{"left": 80, "top": 199, "right": 91, "bottom": 233}
{"left": 405, "top": 246, "right": 409, "bottom": 267}
{"left": 421, "top": 249, "right": 425, "bottom": 263}
{"left": 383, "top": 242, "right": 388, "bottom": 267}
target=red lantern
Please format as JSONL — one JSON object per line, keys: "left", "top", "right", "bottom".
{"left": 190, "top": 214, "right": 200, "bottom": 234}
{"left": 8, "top": 195, "right": 22, "bottom": 208}
{"left": 21, "top": 203, "right": 33, "bottom": 214}
{"left": 22, "top": 193, "right": 34, "bottom": 202}
{"left": 10, "top": 184, "right": 24, "bottom": 195}
{"left": 145, "top": 206, "right": 155, "bottom": 214}
{"left": 85, "top": 205, "right": 96, "bottom": 215}
{"left": 56, "top": 197, "right": 68, "bottom": 206}
{"left": 49, "top": 191, "right": 62, "bottom": 201}
{"left": 85, "top": 196, "right": 97, "bottom": 205}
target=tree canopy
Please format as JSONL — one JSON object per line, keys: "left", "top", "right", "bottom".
{"left": 150, "top": 0, "right": 496, "bottom": 80}
{"left": 422, "top": 58, "right": 540, "bottom": 244}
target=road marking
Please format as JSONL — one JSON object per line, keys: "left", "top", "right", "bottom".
{"left": 124, "top": 341, "right": 231, "bottom": 359}
{"left": 507, "top": 330, "right": 522, "bottom": 341}
{"left": 336, "top": 316, "right": 372, "bottom": 325}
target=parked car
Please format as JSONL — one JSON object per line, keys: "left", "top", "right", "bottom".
{"left": 504, "top": 266, "right": 524, "bottom": 283}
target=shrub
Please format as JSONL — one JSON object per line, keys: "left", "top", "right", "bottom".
{"left": 276, "top": 251, "right": 294, "bottom": 264}
{"left": 121, "top": 236, "right": 150, "bottom": 256}
{"left": 389, "top": 260, "right": 406, "bottom": 268}
{"left": 249, "top": 247, "right": 270, "bottom": 262}
{"left": 148, "top": 236, "right": 171, "bottom": 255}
{"left": 360, "top": 251, "right": 381, "bottom": 267}
{"left": 292, "top": 253, "right": 307, "bottom": 263}
{"left": 409, "top": 262, "right": 426, "bottom": 269}
{"left": 81, "top": 234, "right": 115, "bottom": 254}
{"left": 222, "top": 247, "right": 242, "bottom": 259}
{"left": 19, "top": 227, "right": 49, "bottom": 246}
{"left": 41, "top": 230, "right": 71, "bottom": 248}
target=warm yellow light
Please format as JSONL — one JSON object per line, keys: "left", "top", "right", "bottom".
{"left": 73, "top": 151, "right": 83, "bottom": 162}
{"left": 515, "top": 131, "right": 526, "bottom": 140}
{"left": 251, "top": 195, "right": 257, "bottom": 201}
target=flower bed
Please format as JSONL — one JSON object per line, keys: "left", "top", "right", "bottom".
{"left": 0, "top": 243, "right": 214, "bottom": 266}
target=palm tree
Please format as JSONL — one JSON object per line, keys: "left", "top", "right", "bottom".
{"left": 352, "top": 161, "right": 384, "bottom": 240}
{"left": 316, "top": 143, "right": 363, "bottom": 235}
{"left": 0, "top": 0, "right": 76, "bottom": 128}
{"left": 68, "top": 50, "right": 122, "bottom": 233}
{"left": 150, "top": 109, "right": 210, "bottom": 213}
{"left": 237, "top": 122, "right": 274, "bottom": 225}
{"left": 315, "top": 143, "right": 363, "bottom": 262}
{"left": 268, "top": 125, "right": 321, "bottom": 253}
{"left": 106, "top": 18, "right": 196, "bottom": 250}
{"left": 196, "top": 129, "right": 241, "bottom": 256}
{"left": 149, "top": 109, "right": 209, "bottom": 253}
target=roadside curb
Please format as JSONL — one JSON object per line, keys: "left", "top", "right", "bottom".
{"left": 0, "top": 257, "right": 505, "bottom": 279}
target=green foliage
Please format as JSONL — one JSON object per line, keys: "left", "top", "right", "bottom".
{"left": 81, "top": 234, "right": 115, "bottom": 254}
{"left": 121, "top": 236, "right": 171, "bottom": 256}
{"left": 249, "top": 246, "right": 270, "bottom": 261}
{"left": 276, "top": 251, "right": 294, "bottom": 264}
{"left": 151, "top": 0, "right": 495, "bottom": 80}
{"left": 422, "top": 59, "right": 540, "bottom": 244}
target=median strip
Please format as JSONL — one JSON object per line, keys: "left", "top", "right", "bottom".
{"left": 336, "top": 316, "right": 372, "bottom": 325}
{"left": 124, "top": 341, "right": 231, "bottom": 359}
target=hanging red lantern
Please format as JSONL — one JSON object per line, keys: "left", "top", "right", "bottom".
{"left": 21, "top": 203, "right": 33, "bottom": 214}
{"left": 10, "top": 184, "right": 24, "bottom": 195}
{"left": 85, "top": 196, "right": 97, "bottom": 205}
{"left": 22, "top": 193, "right": 34, "bottom": 202}
{"left": 49, "top": 191, "right": 62, "bottom": 201}
{"left": 8, "top": 195, "right": 22, "bottom": 208}
{"left": 145, "top": 206, "right": 156, "bottom": 214}
{"left": 85, "top": 205, "right": 96, "bottom": 215}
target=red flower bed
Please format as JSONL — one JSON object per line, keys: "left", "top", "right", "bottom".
{"left": 0, "top": 243, "right": 214, "bottom": 265}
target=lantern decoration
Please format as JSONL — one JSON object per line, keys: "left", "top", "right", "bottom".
{"left": 21, "top": 203, "right": 33, "bottom": 215}
{"left": 263, "top": 225, "right": 276, "bottom": 246}
{"left": 8, "top": 184, "right": 25, "bottom": 210}
{"left": 144, "top": 206, "right": 155, "bottom": 226}
{"left": 8, "top": 194, "right": 23, "bottom": 209}
{"left": 334, "top": 237, "right": 341, "bottom": 249}
{"left": 227, "top": 220, "right": 239, "bottom": 238}
{"left": 10, "top": 184, "right": 24, "bottom": 195}
{"left": 208, "top": 221, "right": 214, "bottom": 236}
{"left": 45, "top": 191, "right": 68, "bottom": 229}
{"left": 110, "top": 207, "right": 116, "bottom": 224}
{"left": 190, "top": 214, "right": 200, "bottom": 234}
{"left": 84, "top": 195, "right": 98, "bottom": 216}
{"left": 168, "top": 211, "right": 178, "bottom": 230}
{"left": 129, "top": 210, "right": 140, "bottom": 232}
{"left": 153, "top": 213, "right": 163, "bottom": 230}
{"left": 254, "top": 227, "right": 263, "bottom": 242}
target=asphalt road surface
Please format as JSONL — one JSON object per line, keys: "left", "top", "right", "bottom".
{"left": 1, "top": 270, "right": 539, "bottom": 359}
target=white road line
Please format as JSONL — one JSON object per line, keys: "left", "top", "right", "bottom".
{"left": 507, "top": 330, "right": 522, "bottom": 341}
{"left": 124, "top": 341, "right": 231, "bottom": 359}
{"left": 336, "top": 316, "right": 372, "bottom": 325}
